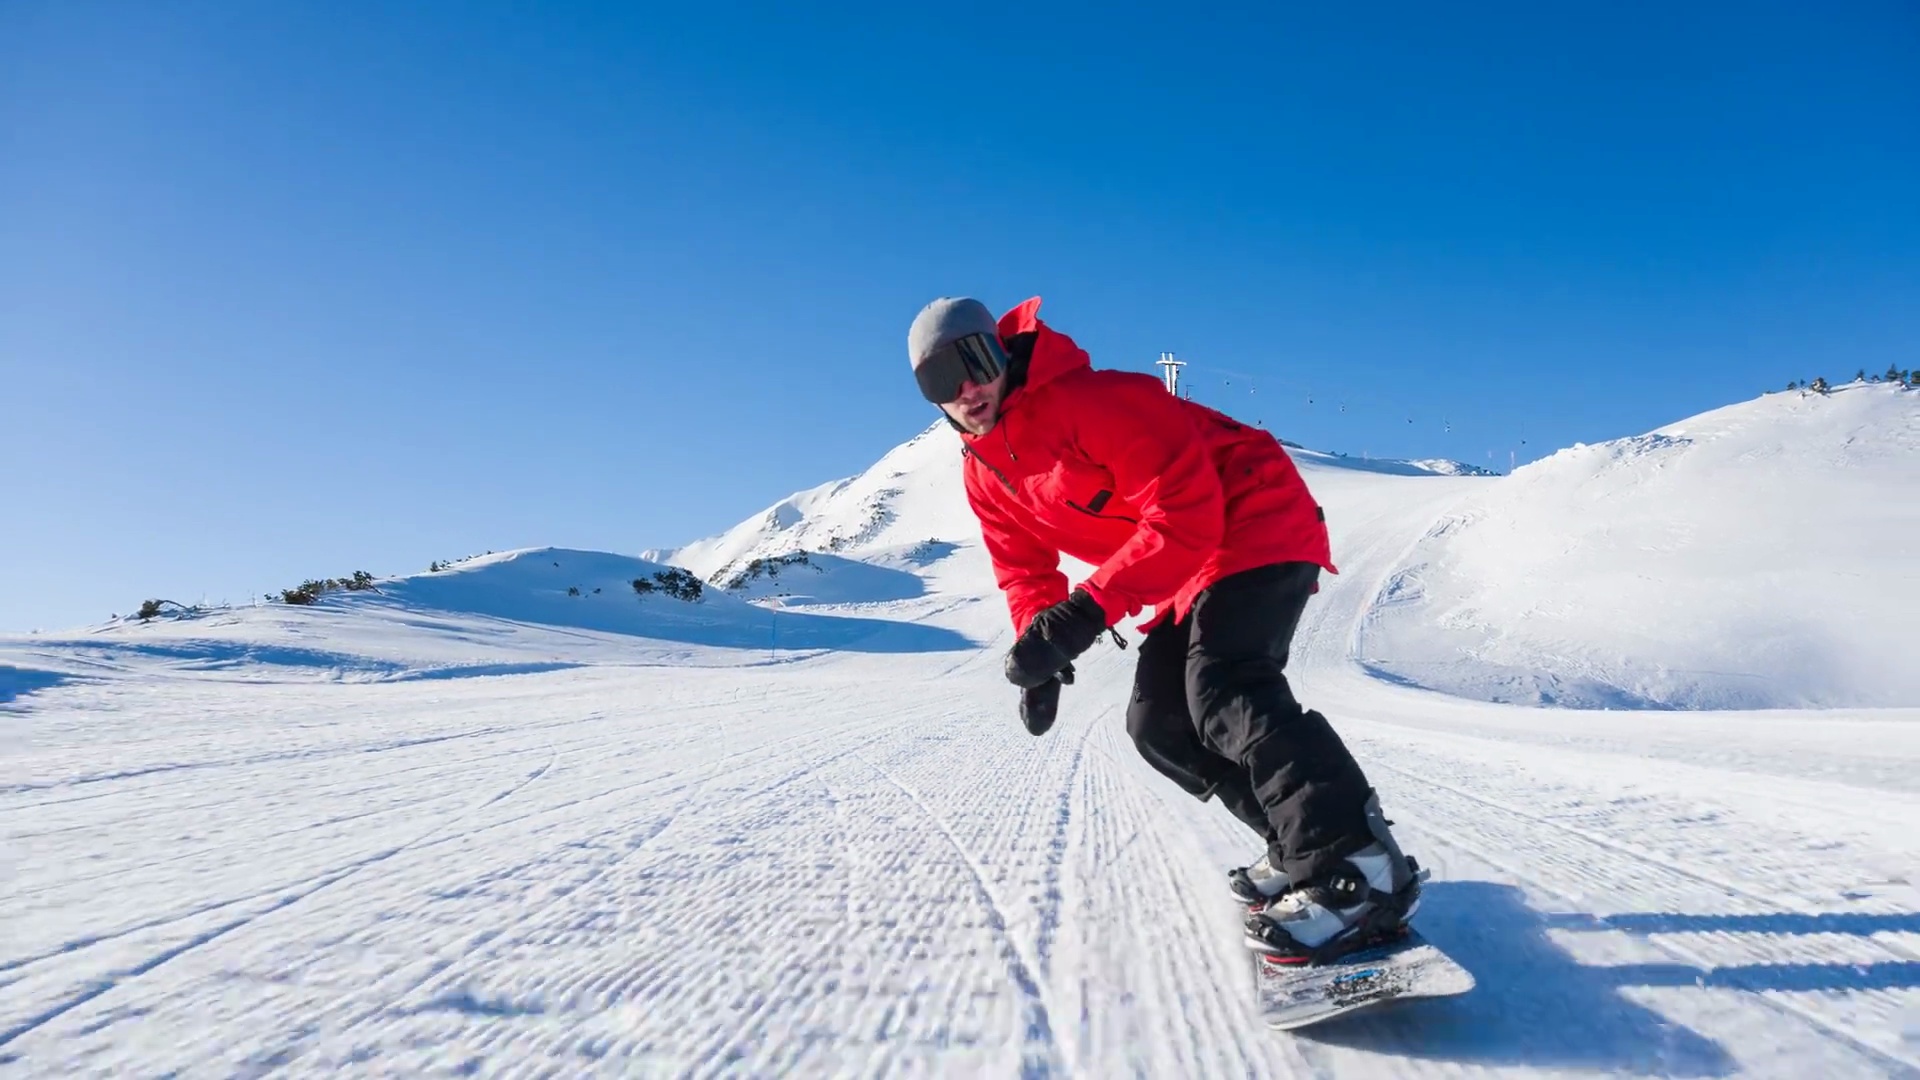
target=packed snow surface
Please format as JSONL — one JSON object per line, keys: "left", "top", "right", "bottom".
{"left": 4, "top": 389, "right": 1917, "bottom": 1077}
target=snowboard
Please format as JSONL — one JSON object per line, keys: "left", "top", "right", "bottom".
{"left": 1250, "top": 926, "right": 1475, "bottom": 1031}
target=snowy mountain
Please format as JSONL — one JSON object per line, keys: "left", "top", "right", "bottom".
{"left": 1358, "top": 382, "right": 1920, "bottom": 709}
{"left": 1404, "top": 457, "right": 1501, "bottom": 477}
{"left": 649, "top": 423, "right": 982, "bottom": 592}
{"left": 3, "top": 388, "right": 1916, "bottom": 1076}
{"left": 1288, "top": 447, "right": 1502, "bottom": 478}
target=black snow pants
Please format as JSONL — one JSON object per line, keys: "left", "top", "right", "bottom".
{"left": 1124, "top": 561, "right": 1374, "bottom": 885}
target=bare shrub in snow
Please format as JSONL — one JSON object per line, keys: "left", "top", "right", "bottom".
{"left": 276, "top": 571, "right": 380, "bottom": 606}
{"left": 631, "top": 570, "right": 702, "bottom": 602}
{"left": 130, "top": 599, "right": 204, "bottom": 622}
{"left": 719, "top": 553, "right": 813, "bottom": 590}
{"left": 651, "top": 568, "right": 704, "bottom": 602}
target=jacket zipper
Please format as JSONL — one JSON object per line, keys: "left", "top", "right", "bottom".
{"left": 959, "top": 443, "right": 1017, "bottom": 495}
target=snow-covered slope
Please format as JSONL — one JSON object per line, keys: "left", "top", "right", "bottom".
{"left": 1359, "top": 383, "right": 1920, "bottom": 709}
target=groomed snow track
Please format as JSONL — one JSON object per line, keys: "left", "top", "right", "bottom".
{"left": 6, "top": 413, "right": 1917, "bottom": 1076}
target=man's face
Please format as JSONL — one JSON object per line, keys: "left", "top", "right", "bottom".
{"left": 940, "top": 370, "right": 1009, "bottom": 435}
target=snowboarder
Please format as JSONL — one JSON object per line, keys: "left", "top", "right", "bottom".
{"left": 907, "top": 296, "right": 1422, "bottom": 964}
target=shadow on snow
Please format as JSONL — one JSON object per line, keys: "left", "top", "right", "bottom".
{"left": 25, "top": 641, "right": 414, "bottom": 676}
{"left": 0, "top": 665, "right": 77, "bottom": 705}
{"left": 1301, "top": 881, "right": 1740, "bottom": 1074}
{"left": 378, "top": 595, "right": 977, "bottom": 654}
{"left": 1305, "top": 881, "right": 1920, "bottom": 1071}
{"left": 1542, "top": 910, "right": 1920, "bottom": 938}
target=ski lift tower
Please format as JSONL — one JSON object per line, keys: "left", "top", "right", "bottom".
{"left": 1157, "top": 352, "right": 1186, "bottom": 397}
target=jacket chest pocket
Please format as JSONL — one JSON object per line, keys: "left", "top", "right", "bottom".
{"left": 1034, "top": 462, "right": 1138, "bottom": 526}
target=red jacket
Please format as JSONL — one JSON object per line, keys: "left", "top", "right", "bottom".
{"left": 961, "top": 297, "right": 1336, "bottom": 634}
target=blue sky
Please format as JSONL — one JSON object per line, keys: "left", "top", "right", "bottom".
{"left": 4, "top": 1, "right": 1916, "bottom": 630}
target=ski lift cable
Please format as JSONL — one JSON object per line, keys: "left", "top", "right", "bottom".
{"left": 1172, "top": 356, "right": 1523, "bottom": 452}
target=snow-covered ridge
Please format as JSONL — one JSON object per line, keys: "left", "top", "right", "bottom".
{"left": 1358, "top": 382, "right": 1920, "bottom": 709}
{"left": 1404, "top": 458, "right": 1500, "bottom": 477}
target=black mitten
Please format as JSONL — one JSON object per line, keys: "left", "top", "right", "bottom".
{"left": 1004, "top": 589, "right": 1107, "bottom": 689}
{"left": 1018, "top": 663, "right": 1074, "bottom": 736}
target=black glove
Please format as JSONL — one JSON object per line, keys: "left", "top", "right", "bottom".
{"left": 1018, "top": 663, "right": 1074, "bottom": 736}
{"left": 1005, "top": 589, "right": 1108, "bottom": 690}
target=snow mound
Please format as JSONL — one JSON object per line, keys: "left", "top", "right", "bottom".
{"left": 710, "top": 547, "right": 945, "bottom": 605}
{"left": 384, "top": 547, "right": 741, "bottom": 627}
{"left": 379, "top": 547, "right": 970, "bottom": 652}
{"left": 1358, "top": 383, "right": 1920, "bottom": 709}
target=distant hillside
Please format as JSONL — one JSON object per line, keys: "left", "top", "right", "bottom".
{"left": 1358, "top": 382, "right": 1920, "bottom": 709}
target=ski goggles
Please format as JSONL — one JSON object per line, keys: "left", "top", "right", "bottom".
{"left": 914, "top": 332, "right": 1010, "bottom": 404}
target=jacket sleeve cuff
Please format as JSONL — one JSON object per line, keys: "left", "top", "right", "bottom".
{"left": 1075, "top": 582, "right": 1133, "bottom": 627}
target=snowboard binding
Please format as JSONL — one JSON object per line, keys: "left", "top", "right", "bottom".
{"left": 1245, "top": 857, "right": 1427, "bottom": 967}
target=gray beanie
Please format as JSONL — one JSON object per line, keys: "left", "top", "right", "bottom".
{"left": 908, "top": 297, "right": 999, "bottom": 370}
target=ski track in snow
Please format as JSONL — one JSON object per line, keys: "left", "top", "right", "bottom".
{"left": 6, "top": 407, "right": 1918, "bottom": 1075}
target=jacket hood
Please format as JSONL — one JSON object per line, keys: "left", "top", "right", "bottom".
{"left": 998, "top": 297, "right": 1091, "bottom": 396}
{"left": 944, "top": 297, "right": 1090, "bottom": 441}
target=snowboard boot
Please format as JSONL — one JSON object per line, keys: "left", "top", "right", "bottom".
{"left": 1227, "top": 843, "right": 1292, "bottom": 909}
{"left": 1243, "top": 792, "right": 1426, "bottom": 965}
